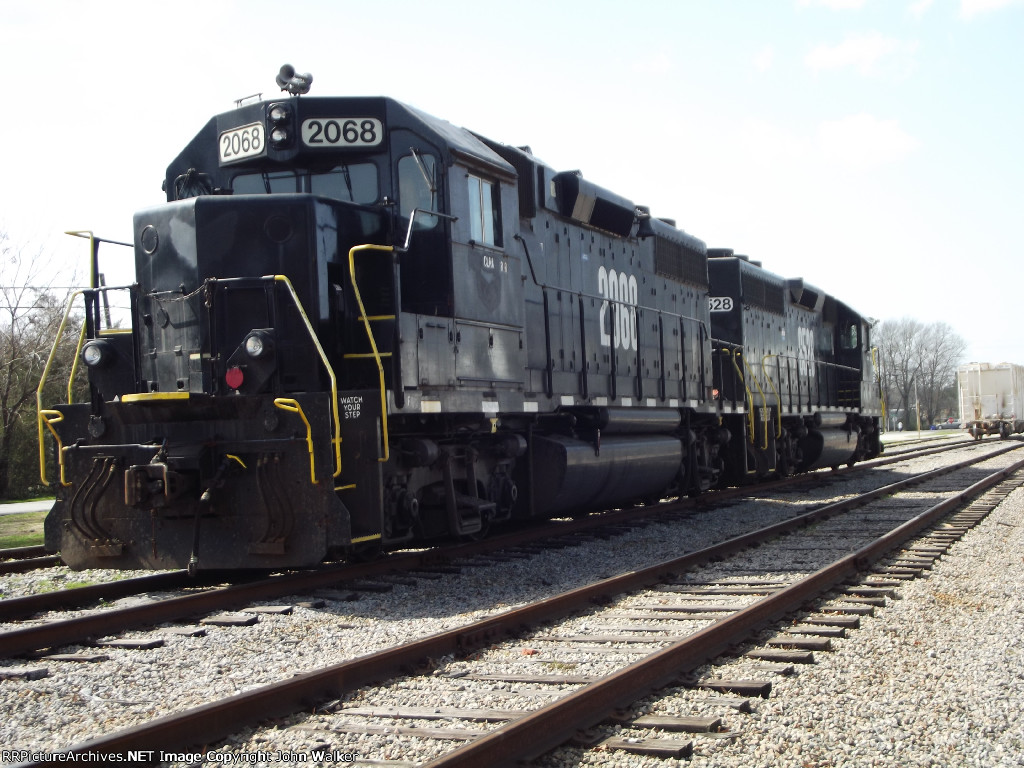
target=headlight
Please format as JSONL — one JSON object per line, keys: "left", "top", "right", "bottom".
{"left": 268, "top": 103, "right": 292, "bottom": 149}
{"left": 81, "top": 340, "right": 113, "bottom": 368}
{"left": 244, "top": 331, "right": 274, "bottom": 358}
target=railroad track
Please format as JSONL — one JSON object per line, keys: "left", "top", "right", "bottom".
{"left": 9, "top": 442, "right": 1022, "bottom": 766}
{"left": 879, "top": 432, "right": 970, "bottom": 450}
{"left": 0, "top": 435, "right": 975, "bottom": 580}
{"left": 0, "top": 546, "right": 57, "bottom": 576}
{"left": 0, "top": 439, "right": 1010, "bottom": 660}
{"left": 0, "top": 434, "right": 992, "bottom": 592}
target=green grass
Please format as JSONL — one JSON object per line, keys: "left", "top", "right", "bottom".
{"left": 33, "top": 578, "right": 98, "bottom": 593}
{"left": 0, "top": 510, "right": 47, "bottom": 549}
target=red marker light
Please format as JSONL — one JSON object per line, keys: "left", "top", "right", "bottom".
{"left": 225, "top": 366, "right": 244, "bottom": 390}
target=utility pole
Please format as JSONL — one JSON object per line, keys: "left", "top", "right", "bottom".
{"left": 915, "top": 380, "right": 921, "bottom": 434}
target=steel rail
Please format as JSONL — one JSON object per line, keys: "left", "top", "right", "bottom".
{"left": 424, "top": 454, "right": 1024, "bottom": 767}
{"left": 0, "top": 545, "right": 48, "bottom": 561}
{"left": 0, "top": 571, "right": 211, "bottom": 622}
{"left": 19, "top": 448, "right": 1024, "bottom": 766}
{"left": 0, "top": 555, "right": 61, "bottom": 576}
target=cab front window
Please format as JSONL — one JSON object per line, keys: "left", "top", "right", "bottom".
{"left": 233, "top": 163, "right": 379, "bottom": 204}
{"left": 310, "top": 164, "right": 378, "bottom": 203}
{"left": 233, "top": 169, "right": 297, "bottom": 194}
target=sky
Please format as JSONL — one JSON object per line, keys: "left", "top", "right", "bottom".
{"left": 1, "top": 0, "right": 1022, "bottom": 364}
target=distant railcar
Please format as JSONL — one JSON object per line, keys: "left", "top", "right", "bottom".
{"left": 38, "top": 67, "right": 882, "bottom": 572}
{"left": 958, "top": 362, "right": 1024, "bottom": 439}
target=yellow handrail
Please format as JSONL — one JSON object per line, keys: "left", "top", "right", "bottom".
{"left": 346, "top": 244, "right": 396, "bottom": 463}
{"left": 65, "top": 230, "right": 98, "bottom": 289}
{"left": 761, "top": 353, "right": 783, "bottom": 439}
{"left": 66, "top": 325, "right": 87, "bottom": 405}
{"left": 36, "top": 290, "right": 85, "bottom": 486}
{"left": 738, "top": 352, "right": 769, "bottom": 450}
{"left": 727, "top": 349, "right": 756, "bottom": 444}
{"left": 273, "top": 398, "right": 316, "bottom": 484}
{"left": 37, "top": 231, "right": 134, "bottom": 485}
{"left": 271, "top": 275, "right": 343, "bottom": 478}
{"left": 38, "top": 410, "right": 70, "bottom": 487}
{"left": 871, "top": 346, "right": 887, "bottom": 426}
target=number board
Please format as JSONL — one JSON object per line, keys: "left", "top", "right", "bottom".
{"left": 709, "top": 297, "right": 735, "bottom": 312}
{"left": 219, "top": 123, "right": 267, "bottom": 164}
{"left": 301, "top": 118, "right": 383, "bottom": 148}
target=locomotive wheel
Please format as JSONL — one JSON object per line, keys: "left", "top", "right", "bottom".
{"left": 459, "top": 514, "right": 491, "bottom": 542}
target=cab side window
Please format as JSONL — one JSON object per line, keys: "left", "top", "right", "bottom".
{"left": 835, "top": 321, "right": 860, "bottom": 352}
{"left": 467, "top": 174, "right": 502, "bottom": 248}
{"left": 840, "top": 322, "right": 859, "bottom": 350}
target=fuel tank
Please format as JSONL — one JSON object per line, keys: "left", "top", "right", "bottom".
{"left": 798, "top": 413, "right": 861, "bottom": 471}
{"left": 525, "top": 433, "right": 683, "bottom": 517}
{"left": 590, "top": 407, "right": 682, "bottom": 434}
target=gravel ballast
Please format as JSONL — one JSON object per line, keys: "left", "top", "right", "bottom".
{"left": 707, "top": 481, "right": 1024, "bottom": 768}
{"left": 1, "top": 445, "right": 1022, "bottom": 766}
{"left": 559, "top": 478, "right": 1024, "bottom": 768}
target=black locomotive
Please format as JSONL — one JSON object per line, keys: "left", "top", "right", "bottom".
{"left": 39, "top": 68, "right": 882, "bottom": 572}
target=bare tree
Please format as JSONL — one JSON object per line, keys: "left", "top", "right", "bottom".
{"left": 875, "top": 317, "right": 967, "bottom": 430}
{"left": 916, "top": 322, "right": 968, "bottom": 424}
{"left": 0, "top": 231, "right": 83, "bottom": 497}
